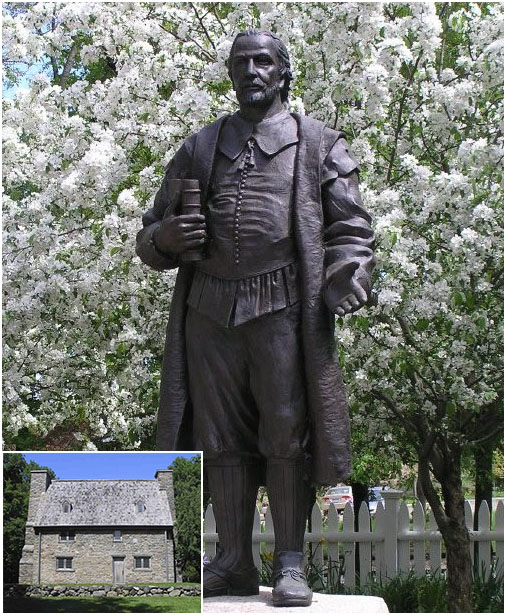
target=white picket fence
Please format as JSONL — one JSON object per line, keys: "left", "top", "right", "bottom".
{"left": 203, "top": 491, "right": 504, "bottom": 589}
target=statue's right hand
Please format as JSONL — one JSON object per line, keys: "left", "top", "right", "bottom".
{"left": 153, "top": 214, "right": 207, "bottom": 255}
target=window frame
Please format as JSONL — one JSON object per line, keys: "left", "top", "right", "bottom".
{"left": 113, "top": 529, "right": 122, "bottom": 542}
{"left": 59, "top": 530, "right": 76, "bottom": 542}
{"left": 135, "top": 501, "right": 146, "bottom": 513}
{"left": 134, "top": 556, "right": 151, "bottom": 570}
{"left": 56, "top": 556, "right": 74, "bottom": 570}
{"left": 62, "top": 501, "right": 73, "bottom": 513}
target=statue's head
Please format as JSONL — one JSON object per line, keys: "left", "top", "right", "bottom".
{"left": 227, "top": 30, "right": 293, "bottom": 105}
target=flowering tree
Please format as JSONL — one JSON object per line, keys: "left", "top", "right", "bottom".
{"left": 3, "top": 3, "right": 503, "bottom": 610}
{"left": 316, "top": 3, "right": 503, "bottom": 610}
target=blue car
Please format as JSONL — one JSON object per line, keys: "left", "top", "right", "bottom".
{"left": 368, "top": 487, "right": 388, "bottom": 515}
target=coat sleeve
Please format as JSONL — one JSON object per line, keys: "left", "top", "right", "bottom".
{"left": 135, "top": 136, "right": 196, "bottom": 271}
{"left": 321, "top": 132, "right": 376, "bottom": 311}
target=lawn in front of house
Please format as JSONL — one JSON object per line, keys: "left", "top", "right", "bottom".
{"left": 3, "top": 595, "right": 201, "bottom": 613}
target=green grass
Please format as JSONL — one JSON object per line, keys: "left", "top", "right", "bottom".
{"left": 3, "top": 595, "right": 201, "bottom": 613}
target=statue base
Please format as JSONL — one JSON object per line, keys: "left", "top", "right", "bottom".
{"left": 204, "top": 586, "right": 389, "bottom": 613}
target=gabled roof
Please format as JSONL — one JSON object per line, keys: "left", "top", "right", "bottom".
{"left": 35, "top": 480, "right": 173, "bottom": 527}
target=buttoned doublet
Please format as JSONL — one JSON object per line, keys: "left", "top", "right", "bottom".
{"left": 188, "top": 110, "right": 300, "bottom": 328}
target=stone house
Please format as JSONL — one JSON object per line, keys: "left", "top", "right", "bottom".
{"left": 19, "top": 469, "right": 179, "bottom": 585}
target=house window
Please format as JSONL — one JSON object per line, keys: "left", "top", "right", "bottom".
{"left": 135, "top": 501, "right": 146, "bottom": 513}
{"left": 134, "top": 556, "right": 151, "bottom": 569}
{"left": 62, "top": 502, "right": 73, "bottom": 513}
{"left": 56, "top": 557, "right": 73, "bottom": 570}
{"left": 59, "top": 531, "right": 75, "bottom": 542}
{"left": 113, "top": 529, "right": 122, "bottom": 541}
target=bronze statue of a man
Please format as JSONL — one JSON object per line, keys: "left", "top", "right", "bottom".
{"left": 137, "top": 30, "right": 375, "bottom": 606}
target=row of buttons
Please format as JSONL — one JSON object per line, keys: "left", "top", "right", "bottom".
{"left": 234, "top": 139, "right": 255, "bottom": 264}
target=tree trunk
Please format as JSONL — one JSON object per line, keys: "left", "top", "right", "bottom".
{"left": 351, "top": 482, "right": 369, "bottom": 531}
{"left": 440, "top": 465, "right": 473, "bottom": 612}
{"left": 473, "top": 442, "right": 493, "bottom": 571}
{"left": 351, "top": 482, "right": 369, "bottom": 582}
{"left": 415, "top": 469, "right": 427, "bottom": 508}
{"left": 474, "top": 442, "right": 493, "bottom": 522}
{"left": 418, "top": 447, "right": 473, "bottom": 612}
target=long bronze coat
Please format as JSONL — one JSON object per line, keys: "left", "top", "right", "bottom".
{"left": 136, "top": 113, "right": 375, "bottom": 486}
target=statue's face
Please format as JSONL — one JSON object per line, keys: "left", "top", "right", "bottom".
{"left": 230, "top": 34, "right": 284, "bottom": 107}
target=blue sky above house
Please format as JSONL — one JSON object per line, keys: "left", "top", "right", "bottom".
{"left": 17, "top": 452, "right": 201, "bottom": 480}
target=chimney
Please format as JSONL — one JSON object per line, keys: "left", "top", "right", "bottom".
{"left": 155, "top": 469, "right": 176, "bottom": 525}
{"left": 26, "top": 470, "right": 51, "bottom": 521}
{"left": 19, "top": 470, "right": 51, "bottom": 583}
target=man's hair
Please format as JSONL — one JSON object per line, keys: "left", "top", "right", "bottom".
{"left": 227, "top": 30, "right": 293, "bottom": 103}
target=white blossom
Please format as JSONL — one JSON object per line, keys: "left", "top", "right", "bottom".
{"left": 2, "top": 2, "right": 502, "bottom": 451}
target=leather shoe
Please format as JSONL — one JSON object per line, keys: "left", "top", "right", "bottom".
{"left": 203, "top": 561, "right": 259, "bottom": 597}
{"left": 272, "top": 551, "right": 312, "bottom": 607}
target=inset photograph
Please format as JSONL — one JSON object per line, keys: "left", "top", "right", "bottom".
{"left": 3, "top": 452, "right": 201, "bottom": 613}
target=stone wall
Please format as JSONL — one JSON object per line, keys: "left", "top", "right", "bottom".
{"left": 4, "top": 583, "right": 200, "bottom": 598}
{"left": 33, "top": 527, "right": 176, "bottom": 585}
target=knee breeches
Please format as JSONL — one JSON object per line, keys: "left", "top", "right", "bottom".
{"left": 186, "top": 303, "right": 309, "bottom": 460}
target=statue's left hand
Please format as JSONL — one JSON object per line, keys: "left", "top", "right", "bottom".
{"left": 324, "top": 260, "right": 369, "bottom": 316}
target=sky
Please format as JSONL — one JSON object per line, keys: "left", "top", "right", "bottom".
{"left": 12, "top": 452, "right": 200, "bottom": 480}
{"left": 3, "top": 61, "right": 45, "bottom": 100}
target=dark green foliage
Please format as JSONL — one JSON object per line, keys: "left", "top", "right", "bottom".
{"left": 367, "top": 571, "right": 448, "bottom": 613}
{"left": 259, "top": 550, "right": 274, "bottom": 586}
{"left": 305, "top": 554, "right": 345, "bottom": 595}
{"left": 5, "top": 429, "right": 47, "bottom": 452}
{"left": 82, "top": 56, "right": 118, "bottom": 84}
{"left": 336, "top": 568, "right": 502, "bottom": 613}
{"left": 472, "top": 563, "right": 505, "bottom": 613}
{"left": 365, "top": 568, "right": 503, "bottom": 613}
{"left": 169, "top": 456, "right": 201, "bottom": 582}
{"left": 3, "top": 454, "right": 56, "bottom": 583}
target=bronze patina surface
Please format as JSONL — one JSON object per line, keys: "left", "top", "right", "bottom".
{"left": 136, "top": 30, "right": 375, "bottom": 606}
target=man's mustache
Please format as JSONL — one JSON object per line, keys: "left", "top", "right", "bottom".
{"left": 239, "top": 81, "right": 265, "bottom": 89}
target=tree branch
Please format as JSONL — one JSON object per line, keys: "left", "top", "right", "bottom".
{"left": 395, "top": 315, "right": 441, "bottom": 396}
{"left": 210, "top": 4, "right": 227, "bottom": 35}
{"left": 49, "top": 55, "right": 59, "bottom": 81}
{"left": 371, "top": 389, "right": 423, "bottom": 438}
{"left": 386, "top": 51, "right": 423, "bottom": 184}
{"left": 191, "top": 3, "right": 217, "bottom": 52}
{"left": 469, "top": 424, "right": 503, "bottom": 447}
{"left": 59, "top": 41, "right": 78, "bottom": 89}
{"left": 418, "top": 453, "right": 449, "bottom": 528}
{"left": 158, "top": 22, "right": 215, "bottom": 63}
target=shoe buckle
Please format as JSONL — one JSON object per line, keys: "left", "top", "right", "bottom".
{"left": 275, "top": 567, "right": 307, "bottom": 583}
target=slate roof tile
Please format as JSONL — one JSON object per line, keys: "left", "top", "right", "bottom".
{"left": 35, "top": 480, "right": 173, "bottom": 527}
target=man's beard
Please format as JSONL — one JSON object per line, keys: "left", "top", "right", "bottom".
{"left": 237, "top": 83, "right": 282, "bottom": 108}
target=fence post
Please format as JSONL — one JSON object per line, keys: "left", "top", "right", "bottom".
{"left": 203, "top": 504, "right": 217, "bottom": 561}
{"left": 495, "top": 500, "right": 504, "bottom": 577}
{"left": 252, "top": 506, "right": 262, "bottom": 571}
{"left": 477, "top": 500, "right": 492, "bottom": 579}
{"left": 382, "top": 490, "right": 402, "bottom": 579}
